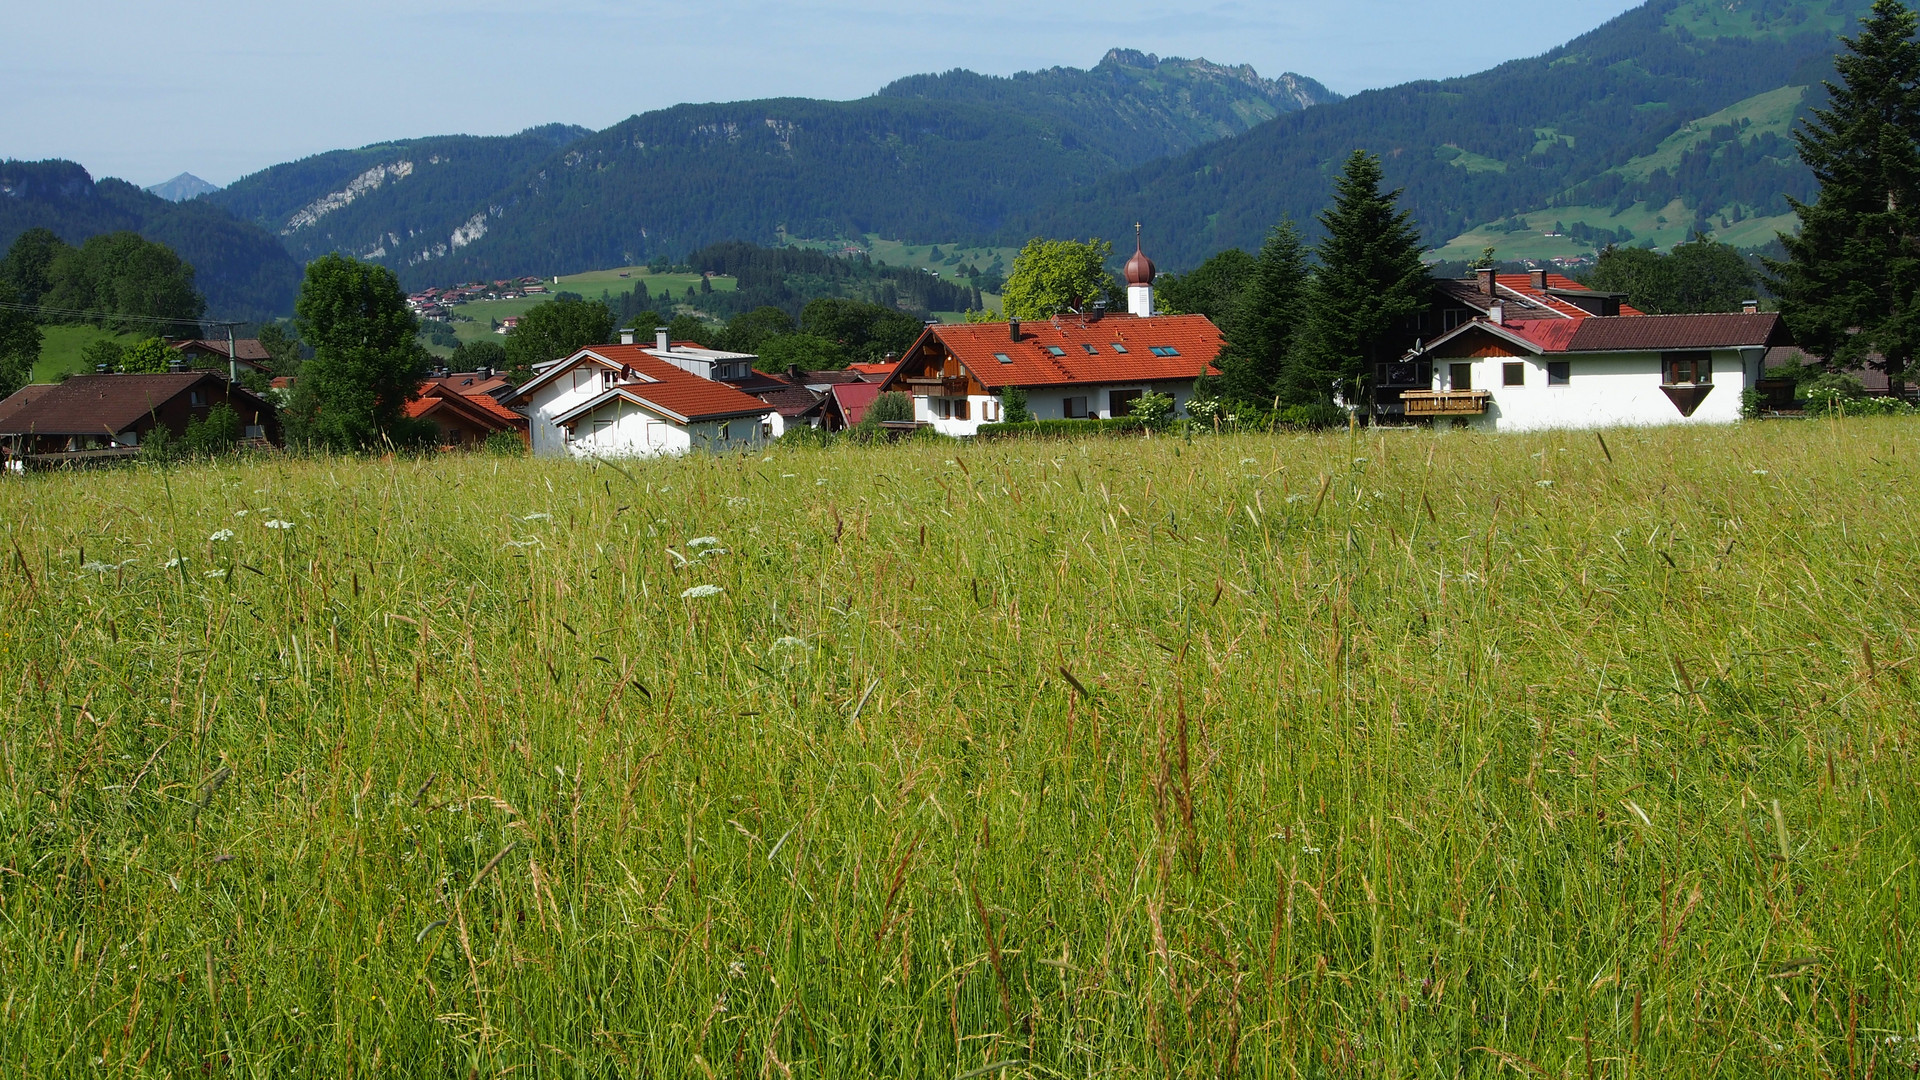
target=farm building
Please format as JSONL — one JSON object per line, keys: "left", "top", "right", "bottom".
{"left": 1401, "top": 311, "right": 1789, "bottom": 432}
{"left": 0, "top": 372, "right": 278, "bottom": 466}
{"left": 876, "top": 238, "right": 1223, "bottom": 435}
{"left": 511, "top": 345, "right": 772, "bottom": 459}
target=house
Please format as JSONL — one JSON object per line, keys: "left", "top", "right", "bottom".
{"left": 168, "top": 338, "right": 274, "bottom": 375}
{"left": 0, "top": 372, "right": 279, "bottom": 466}
{"left": 1399, "top": 310, "right": 1788, "bottom": 432}
{"left": 824, "top": 383, "right": 883, "bottom": 431}
{"left": 496, "top": 317, "right": 520, "bottom": 335}
{"left": 876, "top": 238, "right": 1224, "bottom": 435}
{"left": 510, "top": 344, "right": 773, "bottom": 459}
{"left": 1375, "top": 269, "right": 1649, "bottom": 420}
{"left": 407, "top": 374, "right": 529, "bottom": 448}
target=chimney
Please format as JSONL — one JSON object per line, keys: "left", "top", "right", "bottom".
{"left": 1489, "top": 303, "right": 1505, "bottom": 325}
{"left": 1743, "top": 299, "right": 1759, "bottom": 315}
{"left": 1091, "top": 298, "right": 1107, "bottom": 322}
{"left": 1476, "top": 267, "right": 1498, "bottom": 297}
{"left": 1529, "top": 268, "right": 1549, "bottom": 292}
{"left": 655, "top": 327, "right": 670, "bottom": 352}
{"left": 620, "top": 327, "right": 636, "bottom": 346}
{"left": 1009, "top": 318, "right": 1022, "bottom": 342}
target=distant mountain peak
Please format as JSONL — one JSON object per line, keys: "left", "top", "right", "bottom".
{"left": 146, "top": 173, "right": 219, "bottom": 202}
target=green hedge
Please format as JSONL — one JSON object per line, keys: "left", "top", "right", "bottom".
{"left": 973, "top": 418, "right": 1150, "bottom": 440}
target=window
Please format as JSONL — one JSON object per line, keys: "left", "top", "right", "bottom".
{"left": 1663, "top": 352, "right": 1712, "bottom": 385}
{"left": 592, "top": 420, "right": 613, "bottom": 441}
{"left": 1548, "top": 361, "right": 1570, "bottom": 386}
{"left": 1450, "top": 363, "right": 1473, "bottom": 391}
{"left": 1064, "top": 396, "right": 1090, "bottom": 419}
{"left": 1111, "top": 344, "right": 1129, "bottom": 353}
{"left": 993, "top": 352, "right": 1012, "bottom": 364}
{"left": 986, "top": 399, "right": 1000, "bottom": 422}
{"left": 1108, "top": 388, "right": 1143, "bottom": 417}
{"left": 1082, "top": 344, "right": 1099, "bottom": 355}
{"left": 189, "top": 390, "right": 207, "bottom": 407}
{"left": 244, "top": 425, "right": 265, "bottom": 440}
{"left": 1503, "top": 362, "right": 1526, "bottom": 387}
{"left": 952, "top": 399, "right": 970, "bottom": 421}
{"left": 718, "top": 422, "right": 732, "bottom": 442}
{"left": 762, "top": 421, "right": 774, "bottom": 439}
{"left": 1045, "top": 346, "right": 1067, "bottom": 357}
{"left": 1148, "top": 346, "right": 1182, "bottom": 358}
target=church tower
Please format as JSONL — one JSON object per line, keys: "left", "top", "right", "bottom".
{"left": 1124, "top": 224, "right": 1157, "bottom": 318}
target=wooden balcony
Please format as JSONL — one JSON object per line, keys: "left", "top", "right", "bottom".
{"left": 1401, "top": 390, "right": 1491, "bottom": 417}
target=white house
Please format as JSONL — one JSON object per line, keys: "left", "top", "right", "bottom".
{"left": 509, "top": 344, "right": 773, "bottom": 459}
{"left": 1401, "top": 311, "right": 1788, "bottom": 433}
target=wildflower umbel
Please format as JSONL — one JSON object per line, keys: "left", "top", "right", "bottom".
{"left": 681, "top": 585, "right": 725, "bottom": 600}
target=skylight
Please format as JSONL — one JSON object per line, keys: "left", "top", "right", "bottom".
{"left": 1149, "top": 346, "right": 1182, "bottom": 357}
{"left": 1082, "top": 344, "right": 1099, "bottom": 354}
{"left": 1045, "top": 346, "right": 1066, "bottom": 356}
{"left": 1112, "top": 344, "right": 1129, "bottom": 353}
{"left": 993, "top": 352, "right": 1012, "bottom": 364}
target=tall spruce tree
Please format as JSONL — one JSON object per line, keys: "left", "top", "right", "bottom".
{"left": 1766, "top": 0, "right": 1920, "bottom": 380}
{"left": 1287, "top": 151, "right": 1431, "bottom": 409}
{"left": 1221, "top": 222, "right": 1308, "bottom": 405}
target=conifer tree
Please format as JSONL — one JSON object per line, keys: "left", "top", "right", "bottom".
{"left": 1766, "top": 0, "right": 1920, "bottom": 380}
{"left": 1221, "top": 222, "right": 1308, "bottom": 405}
{"left": 1286, "top": 151, "right": 1431, "bottom": 410}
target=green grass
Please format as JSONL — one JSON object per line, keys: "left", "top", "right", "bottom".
{"left": 1616, "top": 85, "right": 1807, "bottom": 182}
{"left": 1434, "top": 200, "right": 1799, "bottom": 263}
{"left": 31, "top": 325, "right": 146, "bottom": 383}
{"left": 1, "top": 421, "right": 1916, "bottom": 1075}
{"left": 1665, "top": 0, "right": 1863, "bottom": 40}
{"left": 1436, "top": 145, "right": 1509, "bottom": 174}
{"left": 783, "top": 232, "right": 1015, "bottom": 316}
{"left": 438, "top": 272, "right": 739, "bottom": 349}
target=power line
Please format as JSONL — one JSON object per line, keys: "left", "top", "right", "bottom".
{"left": 0, "top": 300, "right": 242, "bottom": 330}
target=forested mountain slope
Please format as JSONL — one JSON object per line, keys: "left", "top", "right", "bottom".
{"left": 208, "top": 126, "right": 591, "bottom": 268}
{"left": 0, "top": 160, "right": 302, "bottom": 320}
{"left": 1019, "top": 0, "right": 1872, "bottom": 266}
{"left": 208, "top": 52, "right": 1333, "bottom": 288}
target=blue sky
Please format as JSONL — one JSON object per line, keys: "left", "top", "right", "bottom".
{"left": 3, "top": 0, "right": 1644, "bottom": 188}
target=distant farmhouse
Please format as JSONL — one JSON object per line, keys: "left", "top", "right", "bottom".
{"left": 512, "top": 332, "right": 775, "bottom": 459}
{"left": 0, "top": 373, "right": 278, "bottom": 467}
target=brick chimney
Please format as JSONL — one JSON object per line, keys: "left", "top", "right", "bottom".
{"left": 1529, "top": 268, "right": 1549, "bottom": 292}
{"left": 1476, "top": 267, "right": 1498, "bottom": 297}
{"left": 1743, "top": 299, "right": 1759, "bottom": 315}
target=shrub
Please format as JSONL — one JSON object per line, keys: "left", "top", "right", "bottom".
{"left": 776, "top": 424, "right": 833, "bottom": 449}
{"left": 868, "top": 392, "right": 915, "bottom": 424}
{"left": 1127, "top": 390, "right": 1175, "bottom": 428}
{"left": 179, "top": 404, "right": 241, "bottom": 457}
{"left": 1000, "top": 386, "right": 1032, "bottom": 424}
{"left": 484, "top": 431, "right": 528, "bottom": 457}
{"left": 974, "top": 417, "right": 1148, "bottom": 440}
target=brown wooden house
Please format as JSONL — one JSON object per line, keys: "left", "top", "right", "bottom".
{"left": 0, "top": 373, "right": 279, "bottom": 466}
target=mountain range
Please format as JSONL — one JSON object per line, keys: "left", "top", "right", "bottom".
{"left": 0, "top": 0, "right": 1881, "bottom": 318}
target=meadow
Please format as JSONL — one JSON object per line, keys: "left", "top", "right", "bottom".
{"left": 0, "top": 419, "right": 1914, "bottom": 1076}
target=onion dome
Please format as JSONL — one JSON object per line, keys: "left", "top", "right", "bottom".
{"left": 1124, "top": 226, "right": 1157, "bottom": 287}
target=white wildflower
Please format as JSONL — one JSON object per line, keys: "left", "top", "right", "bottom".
{"left": 1535, "top": 480, "right": 1555, "bottom": 488}
{"left": 522, "top": 512, "right": 553, "bottom": 522}
{"left": 688, "top": 537, "right": 722, "bottom": 549}
{"left": 233, "top": 510, "right": 249, "bottom": 518}
{"left": 209, "top": 529, "right": 234, "bottom": 542}
{"left": 1302, "top": 845, "right": 1322, "bottom": 855}
{"left": 1352, "top": 457, "right": 1369, "bottom": 465}
{"left": 772, "top": 636, "right": 808, "bottom": 650}
{"left": 81, "top": 561, "right": 118, "bottom": 574}
{"left": 681, "top": 584, "right": 725, "bottom": 600}
{"left": 1286, "top": 494, "right": 1307, "bottom": 504}
{"left": 1240, "top": 458, "right": 1258, "bottom": 465}
{"left": 263, "top": 519, "right": 295, "bottom": 530}
{"left": 164, "top": 557, "right": 186, "bottom": 569}
{"left": 697, "top": 547, "right": 729, "bottom": 558}
{"left": 1752, "top": 469, "right": 1769, "bottom": 476}
{"left": 205, "top": 569, "right": 228, "bottom": 580}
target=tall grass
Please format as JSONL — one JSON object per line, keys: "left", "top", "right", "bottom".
{"left": 0, "top": 419, "right": 1914, "bottom": 1076}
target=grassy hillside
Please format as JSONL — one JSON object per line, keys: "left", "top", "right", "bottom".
{"left": 29, "top": 324, "right": 144, "bottom": 383}
{"left": 0, "top": 421, "right": 1913, "bottom": 1074}
{"left": 1434, "top": 85, "right": 1812, "bottom": 261}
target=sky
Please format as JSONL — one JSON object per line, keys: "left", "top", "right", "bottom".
{"left": 3, "top": 0, "right": 1646, "bottom": 188}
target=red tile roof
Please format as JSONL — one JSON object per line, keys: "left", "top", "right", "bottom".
{"left": 513, "top": 345, "right": 772, "bottom": 424}
{"left": 1435, "top": 274, "right": 1645, "bottom": 321}
{"left": 1560, "top": 312, "right": 1783, "bottom": 352}
{"left": 830, "top": 383, "right": 883, "bottom": 426}
{"left": 846, "top": 362, "right": 899, "bottom": 380}
{"left": 887, "top": 315, "right": 1224, "bottom": 392}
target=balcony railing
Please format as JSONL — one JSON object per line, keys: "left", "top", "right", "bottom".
{"left": 1401, "top": 390, "right": 1492, "bottom": 417}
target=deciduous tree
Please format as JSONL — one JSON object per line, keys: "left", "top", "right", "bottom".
{"left": 1765, "top": 0, "right": 1920, "bottom": 380}
{"left": 503, "top": 295, "right": 616, "bottom": 380}
{"left": 287, "top": 254, "right": 431, "bottom": 450}
{"left": 0, "top": 280, "right": 40, "bottom": 398}
{"left": 1001, "top": 238, "right": 1115, "bottom": 319}
{"left": 1589, "top": 236, "right": 1755, "bottom": 314}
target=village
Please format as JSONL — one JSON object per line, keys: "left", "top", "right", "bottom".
{"left": 0, "top": 234, "right": 1838, "bottom": 467}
